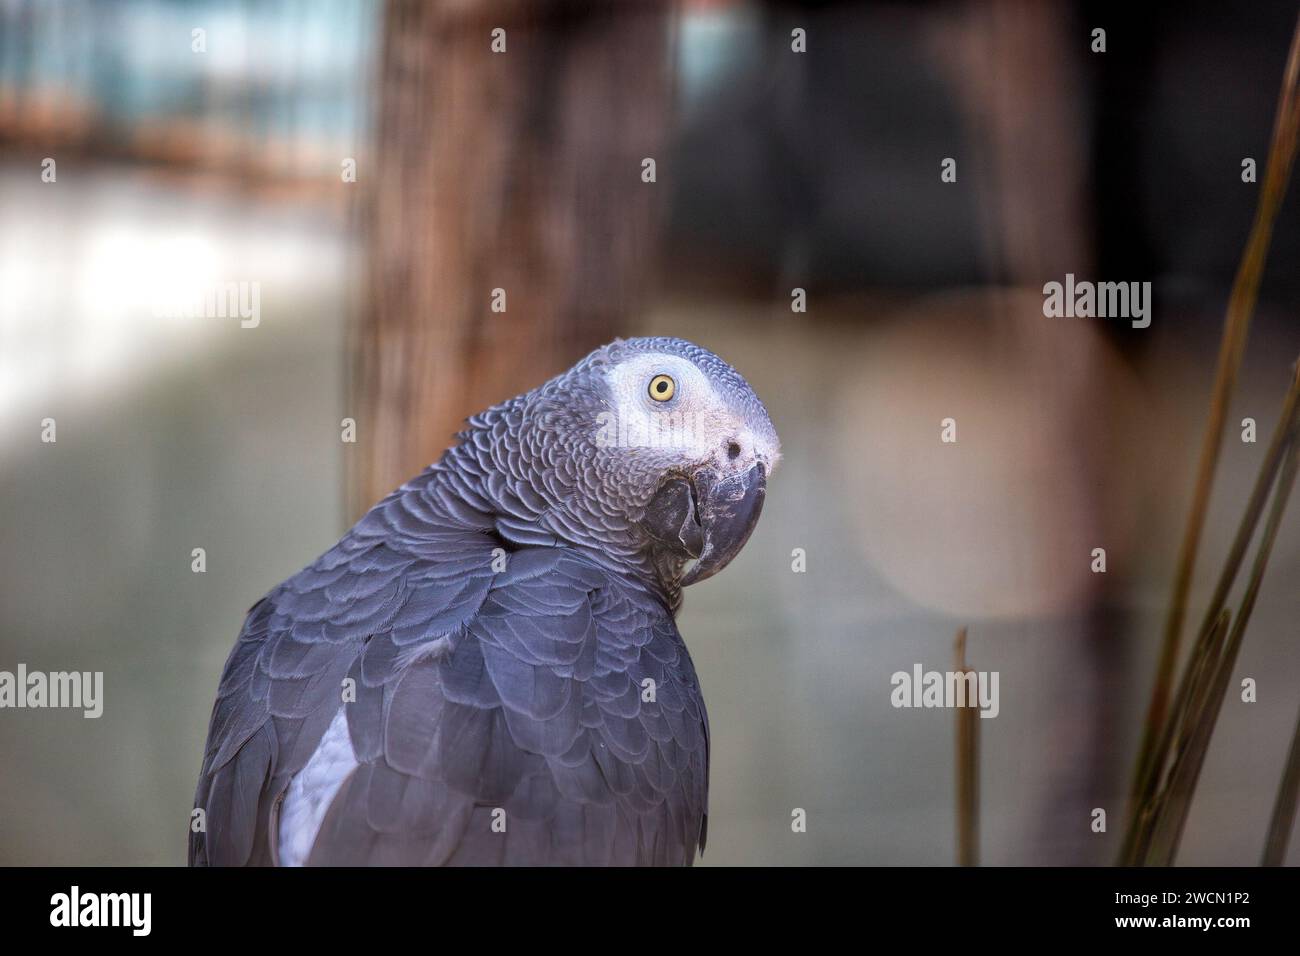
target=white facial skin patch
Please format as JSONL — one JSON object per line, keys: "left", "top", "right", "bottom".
{"left": 600, "top": 352, "right": 779, "bottom": 471}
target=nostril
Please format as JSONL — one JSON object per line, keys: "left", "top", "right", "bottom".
{"left": 726, "top": 441, "right": 742, "bottom": 460}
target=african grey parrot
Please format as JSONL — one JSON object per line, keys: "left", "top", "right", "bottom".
{"left": 190, "top": 336, "right": 779, "bottom": 866}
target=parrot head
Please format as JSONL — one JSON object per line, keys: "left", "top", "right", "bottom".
{"left": 526, "top": 337, "right": 779, "bottom": 591}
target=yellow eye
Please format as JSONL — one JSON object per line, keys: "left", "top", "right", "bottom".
{"left": 648, "top": 374, "right": 676, "bottom": 402}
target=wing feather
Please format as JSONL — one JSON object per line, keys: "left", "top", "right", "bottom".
{"left": 190, "top": 523, "right": 708, "bottom": 867}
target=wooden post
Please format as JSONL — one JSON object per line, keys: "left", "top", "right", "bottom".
{"left": 352, "top": 0, "right": 672, "bottom": 516}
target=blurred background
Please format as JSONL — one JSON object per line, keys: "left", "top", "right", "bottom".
{"left": 2, "top": 0, "right": 1299, "bottom": 865}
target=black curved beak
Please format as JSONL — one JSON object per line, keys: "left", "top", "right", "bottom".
{"left": 640, "top": 462, "right": 768, "bottom": 586}
{"left": 681, "top": 462, "right": 767, "bottom": 586}
{"left": 640, "top": 475, "right": 705, "bottom": 560}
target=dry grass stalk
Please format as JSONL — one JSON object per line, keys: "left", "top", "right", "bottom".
{"left": 1133, "top": 12, "right": 1300, "bottom": 798}
{"left": 955, "top": 627, "right": 979, "bottom": 866}
{"left": 1123, "top": 367, "right": 1300, "bottom": 865}
{"left": 1262, "top": 700, "right": 1300, "bottom": 866}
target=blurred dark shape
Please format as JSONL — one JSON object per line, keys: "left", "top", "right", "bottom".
{"left": 667, "top": 0, "right": 1300, "bottom": 313}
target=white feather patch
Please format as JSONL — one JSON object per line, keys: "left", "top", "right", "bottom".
{"left": 277, "top": 706, "right": 359, "bottom": 866}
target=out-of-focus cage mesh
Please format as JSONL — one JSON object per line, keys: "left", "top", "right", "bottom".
{"left": 0, "top": 0, "right": 378, "bottom": 189}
